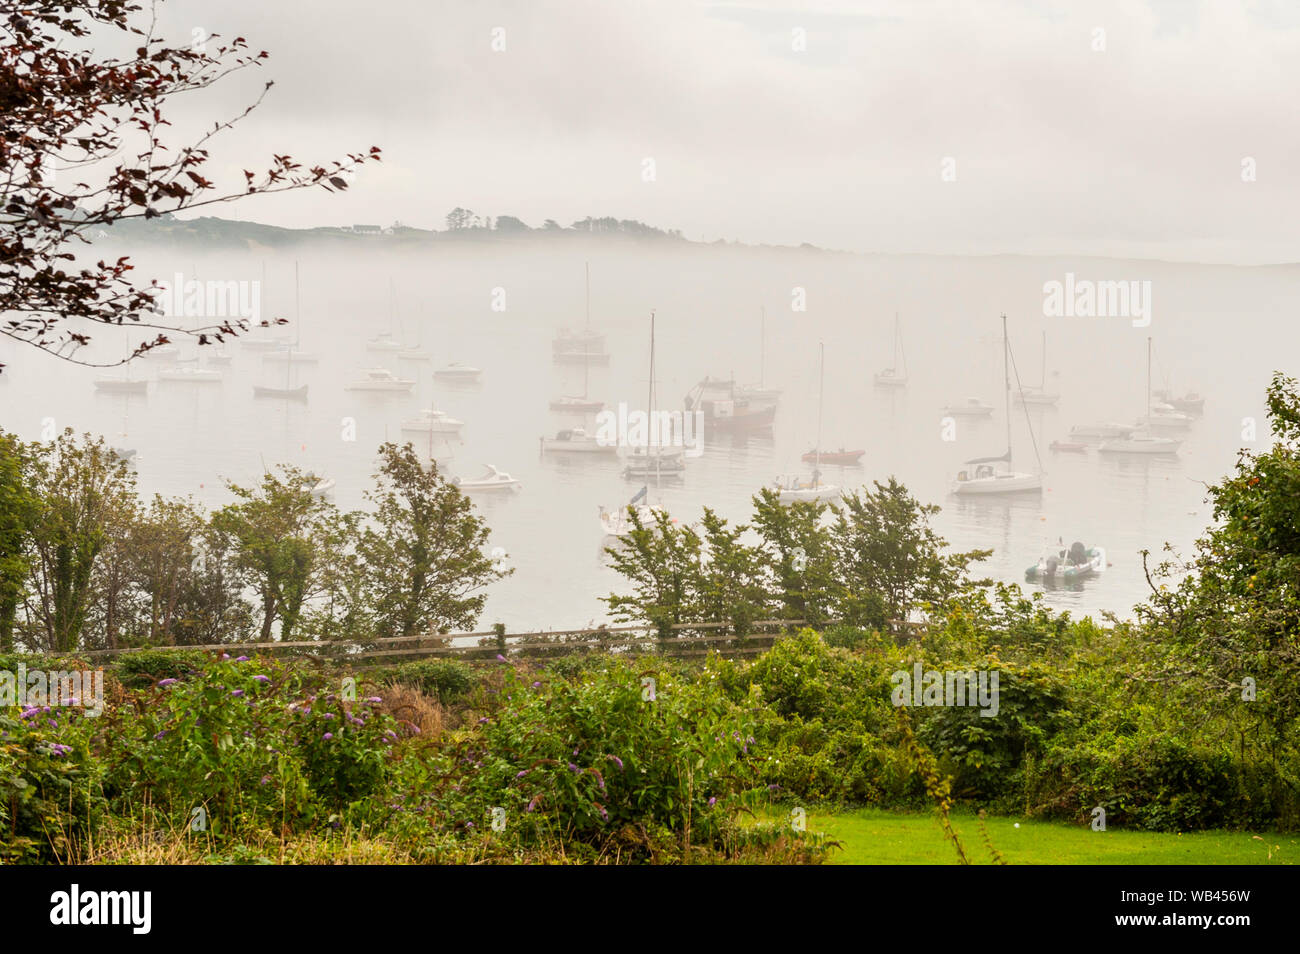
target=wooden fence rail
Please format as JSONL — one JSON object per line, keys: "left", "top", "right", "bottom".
{"left": 26, "top": 618, "right": 929, "bottom": 665}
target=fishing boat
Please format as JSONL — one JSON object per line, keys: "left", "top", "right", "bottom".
{"left": 452, "top": 464, "right": 521, "bottom": 493}
{"left": 685, "top": 376, "right": 778, "bottom": 430}
{"left": 345, "top": 368, "right": 415, "bottom": 392}
{"left": 158, "top": 367, "right": 222, "bottom": 383}
{"left": 253, "top": 384, "right": 308, "bottom": 400}
{"left": 941, "top": 397, "right": 995, "bottom": 418}
{"left": 1153, "top": 390, "right": 1205, "bottom": 414}
{"left": 1013, "top": 331, "right": 1061, "bottom": 406}
{"left": 802, "top": 448, "right": 864, "bottom": 465}
{"left": 1069, "top": 422, "right": 1135, "bottom": 440}
{"left": 434, "top": 361, "right": 482, "bottom": 381}
{"left": 401, "top": 406, "right": 463, "bottom": 435}
{"left": 94, "top": 378, "right": 148, "bottom": 394}
{"left": 1138, "top": 403, "right": 1195, "bottom": 430}
{"left": 873, "top": 313, "right": 908, "bottom": 388}
{"left": 1049, "top": 440, "right": 1088, "bottom": 453}
{"left": 541, "top": 427, "right": 618, "bottom": 455}
{"left": 774, "top": 343, "right": 841, "bottom": 503}
{"left": 1025, "top": 542, "right": 1106, "bottom": 583}
{"left": 1099, "top": 338, "right": 1182, "bottom": 455}
{"left": 952, "top": 315, "right": 1043, "bottom": 496}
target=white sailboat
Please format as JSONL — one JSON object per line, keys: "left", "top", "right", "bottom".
{"left": 941, "top": 397, "right": 995, "bottom": 418}
{"left": 622, "top": 309, "right": 684, "bottom": 482}
{"left": 1099, "top": 337, "right": 1181, "bottom": 455}
{"left": 554, "top": 262, "right": 610, "bottom": 364}
{"left": 254, "top": 263, "right": 310, "bottom": 400}
{"left": 873, "top": 312, "right": 908, "bottom": 388}
{"left": 737, "top": 306, "right": 782, "bottom": 403}
{"left": 599, "top": 485, "right": 664, "bottom": 537}
{"left": 774, "top": 342, "right": 841, "bottom": 503}
{"left": 1014, "top": 330, "right": 1060, "bottom": 406}
{"left": 158, "top": 366, "right": 222, "bottom": 383}
{"left": 952, "top": 315, "right": 1043, "bottom": 495}
{"left": 552, "top": 263, "right": 605, "bottom": 412}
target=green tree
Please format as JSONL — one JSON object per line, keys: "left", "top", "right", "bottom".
{"left": 832, "top": 477, "right": 989, "bottom": 627}
{"left": 695, "top": 508, "right": 771, "bottom": 635}
{"left": 23, "top": 429, "right": 136, "bottom": 652}
{"left": 750, "top": 488, "right": 839, "bottom": 625}
{"left": 212, "top": 466, "right": 337, "bottom": 642}
{"left": 0, "top": 432, "right": 38, "bottom": 650}
{"left": 357, "top": 443, "right": 508, "bottom": 640}
{"left": 603, "top": 508, "right": 705, "bottom": 639}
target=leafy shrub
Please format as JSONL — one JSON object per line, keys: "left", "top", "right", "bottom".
{"left": 113, "top": 649, "right": 208, "bottom": 690}
{"left": 387, "top": 660, "right": 475, "bottom": 703}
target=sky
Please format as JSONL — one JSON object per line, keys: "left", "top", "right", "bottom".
{"left": 132, "top": 0, "right": 1300, "bottom": 263}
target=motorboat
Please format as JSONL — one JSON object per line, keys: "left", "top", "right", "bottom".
{"left": 401, "top": 407, "right": 463, "bottom": 435}
{"left": 434, "top": 362, "right": 482, "bottom": 381}
{"left": 1049, "top": 440, "right": 1088, "bottom": 453}
{"left": 774, "top": 473, "right": 842, "bottom": 503}
{"left": 345, "top": 368, "right": 415, "bottom": 392}
{"left": 452, "top": 464, "right": 521, "bottom": 493}
{"left": 541, "top": 427, "right": 618, "bottom": 454}
{"left": 366, "top": 332, "right": 404, "bottom": 352}
{"left": 1025, "top": 542, "right": 1106, "bottom": 583}
{"left": 550, "top": 395, "right": 605, "bottom": 413}
{"left": 397, "top": 348, "right": 431, "bottom": 361}
{"left": 623, "top": 446, "right": 686, "bottom": 478}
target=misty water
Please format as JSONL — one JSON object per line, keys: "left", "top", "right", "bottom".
{"left": 3, "top": 238, "right": 1293, "bottom": 630}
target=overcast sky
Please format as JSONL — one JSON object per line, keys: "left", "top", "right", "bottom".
{"left": 142, "top": 0, "right": 1300, "bottom": 263}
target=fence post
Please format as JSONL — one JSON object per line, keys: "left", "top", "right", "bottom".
{"left": 493, "top": 623, "right": 507, "bottom": 654}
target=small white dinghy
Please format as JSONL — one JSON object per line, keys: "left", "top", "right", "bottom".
{"left": 541, "top": 427, "right": 617, "bottom": 455}
{"left": 941, "top": 397, "right": 995, "bottom": 417}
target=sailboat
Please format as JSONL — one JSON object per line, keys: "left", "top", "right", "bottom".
{"left": 623, "top": 310, "right": 685, "bottom": 480}
{"left": 541, "top": 426, "right": 618, "bottom": 455}
{"left": 1099, "top": 338, "right": 1181, "bottom": 455}
{"left": 873, "top": 313, "right": 908, "bottom": 388}
{"left": 1013, "top": 330, "right": 1060, "bottom": 406}
{"left": 551, "top": 263, "right": 605, "bottom": 412}
{"left": 599, "top": 485, "right": 665, "bottom": 537}
{"left": 737, "top": 307, "right": 782, "bottom": 403}
{"left": 773, "top": 342, "right": 841, "bottom": 503}
{"left": 952, "top": 315, "right": 1043, "bottom": 495}
{"left": 554, "top": 262, "right": 610, "bottom": 365}
{"left": 254, "top": 262, "right": 310, "bottom": 400}
{"left": 368, "top": 280, "right": 405, "bottom": 351}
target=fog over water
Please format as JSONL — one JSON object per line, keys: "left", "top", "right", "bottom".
{"left": 3, "top": 238, "right": 1293, "bottom": 628}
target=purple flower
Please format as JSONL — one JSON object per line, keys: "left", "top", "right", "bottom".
{"left": 322, "top": 712, "right": 335, "bottom": 719}
{"left": 496, "top": 654, "right": 507, "bottom": 662}
{"left": 607, "top": 755, "right": 624, "bottom": 771}
{"left": 253, "top": 675, "right": 270, "bottom": 683}
{"left": 260, "top": 775, "right": 271, "bottom": 785}
{"left": 366, "top": 696, "right": 383, "bottom": 704}
{"left": 234, "top": 656, "right": 250, "bottom": 662}
{"left": 531, "top": 681, "right": 541, "bottom": 688}
{"left": 157, "top": 678, "right": 177, "bottom": 687}
{"left": 708, "top": 797, "right": 717, "bottom": 807}
{"left": 516, "top": 769, "right": 528, "bottom": 778}
{"left": 597, "top": 805, "right": 608, "bottom": 821}
{"left": 477, "top": 717, "right": 488, "bottom": 724}
{"left": 527, "top": 796, "right": 540, "bottom": 813}
{"left": 323, "top": 732, "right": 334, "bottom": 740}
{"left": 231, "top": 689, "right": 245, "bottom": 697}
{"left": 567, "top": 762, "right": 579, "bottom": 773}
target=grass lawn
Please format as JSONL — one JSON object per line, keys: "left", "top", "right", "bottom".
{"left": 805, "top": 809, "right": 1298, "bottom": 865}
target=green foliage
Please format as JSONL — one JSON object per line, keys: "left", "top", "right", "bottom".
{"left": 113, "top": 649, "right": 208, "bottom": 690}
{"left": 386, "top": 659, "right": 476, "bottom": 703}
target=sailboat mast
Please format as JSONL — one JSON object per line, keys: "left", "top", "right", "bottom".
{"left": 1040, "top": 329, "right": 1047, "bottom": 389}
{"left": 1146, "top": 336, "right": 1152, "bottom": 424}
{"left": 760, "top": 306, "right": 766, "bottom": 388}
{"left": 583, "top": 263, "right": 591, "bottom": 399}
{"left": 815, "top": 341, "right": 824, "bottom": 477}
{"left": 1002, "top": 314, "right": 1012, "bottom": 466}
{"left": 649, "top": 310, "right": 659, "bottom": 483}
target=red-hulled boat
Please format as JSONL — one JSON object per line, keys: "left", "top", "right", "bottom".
{"left": 802, "top": 448, "right": 864, "bottom": 465}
